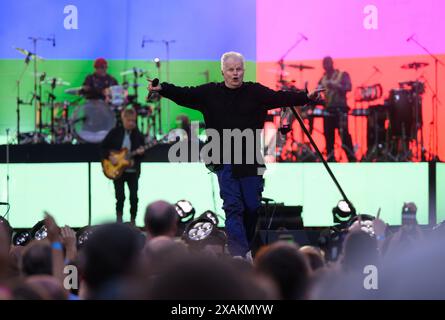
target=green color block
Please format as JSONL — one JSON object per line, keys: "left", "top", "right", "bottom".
{"left": 0, "top": 162, "right": 429, "bottom": 228}
{"left": 0, "top": 59, "right": 256, "bottom": 141}
{"left": 0, "top": 163, "right": 89, "bottom": 228}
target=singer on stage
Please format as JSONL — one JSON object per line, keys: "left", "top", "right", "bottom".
{"left": 148, "top": 52, "right": 321, "bottom": 259}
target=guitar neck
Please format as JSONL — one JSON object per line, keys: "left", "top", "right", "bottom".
{"left": 128, "top": 141, "right": 156, "bottom": 158}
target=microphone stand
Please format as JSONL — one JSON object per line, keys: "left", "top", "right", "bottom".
{"left": 28, "top": 35, "right": 54, "bottom": 140}
{"left": 408, "top": 36, "right": 445, "bottom": 161}
{"left": 48, "top": 78, "right": 57, "bottom": 143}
{"left": 289, "top": 105, "right": 355, "bottom": 212}
{"left": 4, "top": 129, "right": 11, "bottom": 219}
{"left": 141, "top": 37, "right": 176, "bottom": 133}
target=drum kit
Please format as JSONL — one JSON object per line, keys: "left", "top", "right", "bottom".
{"left": 269, "top": 58, "right": 429, "bottom": 162}
{"left": 15, "top": 46, "right": 158, "bottom": 144}
{"left": 362, "top": 62, "right": 428, "bottom": 161}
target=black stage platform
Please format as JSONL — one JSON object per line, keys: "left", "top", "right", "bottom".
{"left": 0, "top": 143, "right": 173, "bottom": 163}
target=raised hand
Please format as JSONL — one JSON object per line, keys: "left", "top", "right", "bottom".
{"left": 44, "top": 212, "right": 61, "bottom": 243}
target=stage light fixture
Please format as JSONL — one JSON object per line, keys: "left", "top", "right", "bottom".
{"left": 76, "top": 225, "right": 95, "bottom": 248}
{"left": 30, "top": 220, "right": 48, "bottom": 241}
{"left": 175, "top": 200, "right": 195, "bottom": 223}
{"left": 199, "top": 210, "right": 219, "bottom": 226}
{"left": 332, "top": 200, "right": 356, "bottom": 225}
{"left": 12, "top": 230, "right": 31, "bottom": 246}
{"left": 184, "top": 217, "right": 215, "bottom": 242}
{"left": 348, "top": 214, "right": 376, "bottom": 236}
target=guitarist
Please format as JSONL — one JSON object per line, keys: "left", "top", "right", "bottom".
{"left": 101, "top": 108, "right": 146, "bottom": 224}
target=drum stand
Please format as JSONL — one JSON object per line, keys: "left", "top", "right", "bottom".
{"left": 28, "top": 36, "right": 54, "bottom": 143}
{"left": 16, "top": 60, "right": 32, "bottom": 143}
{"left": 44, "top": 78, "right": 57, "bottom": 143}
{"left": 407, "top": 36, "right": 444, "bottom": 161}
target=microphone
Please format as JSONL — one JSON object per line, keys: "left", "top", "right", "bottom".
{"left": 146, "top": 78, "right": 159, "bottom": 101}
{"left": 406, "top": 34, "right": 415, "bottom": 42}
{"left": 299, "top": 32, "right": 308, "bottom": 41}
{"left": 141, "top": 39, "right": 145, "bottom": 48}
{"left": 373, "top": 65, "right": 382, "bottom": 73}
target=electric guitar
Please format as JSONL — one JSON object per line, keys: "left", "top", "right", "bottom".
{"left": 102, "top": 140, "right": 158, "bottom": 180}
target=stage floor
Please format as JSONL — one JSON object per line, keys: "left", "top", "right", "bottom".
{"left": 0, "top": 144, "right": 443, "bottom": 229}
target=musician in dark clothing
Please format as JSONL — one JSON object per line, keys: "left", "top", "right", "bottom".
{"left": 148, "top": 51, "right": 322, "bottom": 259}
{"left": 82, "top": 57, "right": 118, "bottom": 100}
{"left": 101, "top": 108, "right": 146, "bottom": 225}
{"left": 318, "top": 56, "right": 356, "bottom": 162}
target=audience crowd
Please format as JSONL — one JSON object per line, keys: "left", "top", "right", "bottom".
{"left": 0, "top": 200, "right": 444, "bottom": 300}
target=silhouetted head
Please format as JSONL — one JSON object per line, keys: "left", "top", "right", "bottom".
{"left": 144, "top": 200, "right": 178, "bottom": 238}
{"left": 255, "top": 241, "right": 310, "bottom": 299}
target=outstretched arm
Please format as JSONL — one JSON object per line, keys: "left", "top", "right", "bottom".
{"left": 148, "top": 81, "right": 207, "bottom": 111}
{"left": 256, "top": 83, "right": 323, "bottom": 110}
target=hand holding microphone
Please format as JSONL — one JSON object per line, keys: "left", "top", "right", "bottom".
{"left": 147, "top": 78, "right": 161, "bottom": 101}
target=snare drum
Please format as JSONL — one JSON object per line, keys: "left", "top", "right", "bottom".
{"left": 71, "top": 100, "right": 116, "bottom": 143}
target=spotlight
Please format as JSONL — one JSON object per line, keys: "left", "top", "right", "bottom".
{"left": 13, "top": 230, "right": 31, "bottom": 246}
{"left": 30, "top": 220, "right": 48, "bottom": 241}
{"left": 76, "top": 225, "right": 96, "bottom": 248}
{"left": 332, "top": 200, "right": 356, "bottom": 225}
{"left": 175, "top": 200, "right": 195, "bottom": 223}
{"left": 347, "top": 214, "right": 376, "bottom": 236}
{"left": 184, "top": 217, "right": 215, "bottom": 242}
{"left": 199, "top": 210, "right": 219, "bottom": 226}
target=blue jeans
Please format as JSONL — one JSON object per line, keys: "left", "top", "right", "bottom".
{"left": 216, "top": 165, "right": 264, "bottom": 257}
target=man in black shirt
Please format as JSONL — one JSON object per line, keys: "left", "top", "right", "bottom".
{"left": 101, "top": 108, "right": 145, "bottom": 225}
{"left": 149, "top": 52, "right": 321, "bottom": 258}
{"left": 82, "top": 57, "right": 118, "bottom": 100}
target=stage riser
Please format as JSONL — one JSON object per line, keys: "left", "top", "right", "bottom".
{"left": 0, "top": 162, "right": 442, "bottom": 229}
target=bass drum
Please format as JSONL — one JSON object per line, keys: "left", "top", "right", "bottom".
{"left": 71, "top": 100, "right": 116, "bottom": 143}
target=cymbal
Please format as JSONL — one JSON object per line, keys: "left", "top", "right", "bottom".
{"left": 120, "top": 68, "right": 147, "bottom": 76}
{"left": 14, "top": 47, "right": 44, "bottom": 61}
{"left": 43, "top": 78, "right": 71, "bottom": 86}
{"left": 64, "top": 87, "right": 83, "bottom": 95}
{"left": 286, "top": 63, "right": 314, "bottom": 70}
{"left": 401, "top": 62, "right": 429, "bottom": 70}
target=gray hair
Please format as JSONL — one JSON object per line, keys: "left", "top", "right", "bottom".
{"left": 221, "top": 51, "right": 245, "bottom": 70}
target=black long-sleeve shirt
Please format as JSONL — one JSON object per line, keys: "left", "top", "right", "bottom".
{"left": 160, "top": 81, "right": 310, "bottom": 177}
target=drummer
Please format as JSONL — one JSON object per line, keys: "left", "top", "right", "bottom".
{"left": 82, "top": 57, "right": 118, "bottom": 101}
